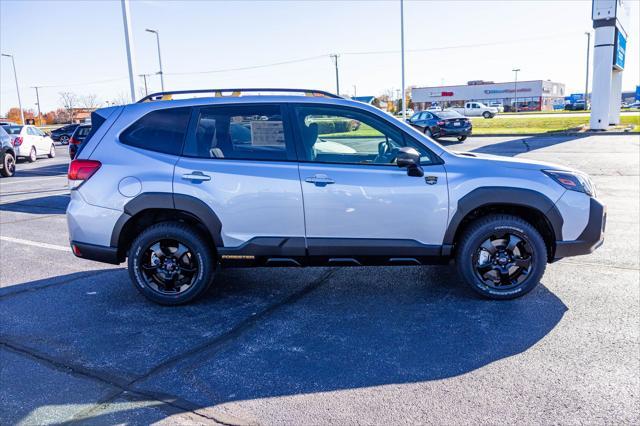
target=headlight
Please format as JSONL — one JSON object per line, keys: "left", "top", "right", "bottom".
{"left": 543, "top": 170, "right": 595, "bottom": 197}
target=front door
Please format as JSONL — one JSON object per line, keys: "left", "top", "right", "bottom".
{"left": 173, "top": 103, "right": 306, "bottom": 256}
{"left": 292, "top": 105, "right": 449, "bottom": 259}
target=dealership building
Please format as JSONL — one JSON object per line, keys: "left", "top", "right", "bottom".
{"left": 412, "top": 80, "right": 566, "bottom": 112}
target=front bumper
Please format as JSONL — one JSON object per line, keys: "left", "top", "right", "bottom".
{"left": 554, "top": 197, "right": 606, "bottom": 259}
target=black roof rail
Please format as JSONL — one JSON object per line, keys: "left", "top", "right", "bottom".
{"left": 137, "top": 88, "right": 342, "bottom": 103}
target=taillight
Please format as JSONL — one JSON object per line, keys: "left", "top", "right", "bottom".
{"left": 69, "top": 137, "right": 80, "bottom": 145}
{"left": 68, "top": 159, "right": 101, "bottom": 188}
{"left": 13, "top": 137, "right": 23, "bottom": 146}
{"left": 437, "top": 121, "right": 445, "bottom": 126}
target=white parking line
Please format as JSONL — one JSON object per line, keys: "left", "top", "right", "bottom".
{"left": 0, "top": 236, "right": 70, "bottom": 252}
{"left": 0, "top": 176, "right": 66, "bottom": 185}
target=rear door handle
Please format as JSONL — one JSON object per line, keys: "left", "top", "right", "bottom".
{"left": 305, "top": 174, "right": 335, "bottom": 187}
{"left": 182, "top": 171, "right": 211, "bottom": 182}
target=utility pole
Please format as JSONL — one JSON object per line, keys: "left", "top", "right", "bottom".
{"left": 512, "top": 68, "right": 520, "bottom": 113}
{"left": 139, "top": 74, "right": 151, "bottom": 96}
{"left": 121, "top": 0, "right": 137, "bottom": 103}
{"left": 32, "top": 86, "right": 42, "bottom": 126}
{"left": 330, "top": 54, "right": 340, "bottom": 95}
{"left": 400, "top": 0, "right": 407, "bottom": 120}
{"left": 1, "top": 53, "right": 25, "bottom": 124}
{"left": 145, "top": 29, "right": 165, "bottom": 91}
{"left": 584, "top": 31, "right": 591, "bottom": 108}
{"left": 353, "top": 85, "right": 357, "bottom": 97}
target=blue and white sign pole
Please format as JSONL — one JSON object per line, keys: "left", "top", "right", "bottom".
{"left": 590, "top": 0, "right": 629, "bottom": 129}
{"left": 400, "top": 0, "right": 406, "bottom": 120}
{"left": 121, "top": 0, "right": 137, "bottom": 103}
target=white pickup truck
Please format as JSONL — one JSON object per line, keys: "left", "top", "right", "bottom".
{"left": 451, "top": 102, "right": 499, "bottom": 119}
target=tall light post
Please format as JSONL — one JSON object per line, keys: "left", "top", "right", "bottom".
{"left": 32, "top": 86, "right": 42, "bottom": 125}
{"left": 330, "top": 54, "right": 340, "bottom": 95}
{"left": 512, "top": 68, "right": 521, "bottom": 113}
{"left": 400, "top": 0, "right": 407, "bottom": 120}
{"left": 145, "top": 28, "right": 165, "bottom": 91}
{"left": 1, "top": 53, "right": 25, "bottom": 124}
{"left": 121, "top": 0, "right": 137, "bottom": 103}
{"left": 584, "top": 31, "right": 591, "bottom": 108}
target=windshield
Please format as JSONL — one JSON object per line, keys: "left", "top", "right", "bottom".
{"left": 3, "top": 125, "right": 22, "bottom": 135}
{"left": 437, "top": 111, "right": 464, "bottom": 119}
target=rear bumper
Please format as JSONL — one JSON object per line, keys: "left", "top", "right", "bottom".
{"left": 436, "top": 127, "right": 472, "bottom": 137}
{"left": 70, "top": 241, "right": 120, "bottom": 264}
{"left": 554, "top": 198, "right": 606, "bottom": 259}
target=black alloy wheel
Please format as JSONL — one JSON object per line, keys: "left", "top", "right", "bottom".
{"left": 139, "top": 239, "right": 199, "bottom": 295}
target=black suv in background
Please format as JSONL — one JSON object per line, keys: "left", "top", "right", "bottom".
{"left": 69, "top": 124, "right": 91, "bottom": 159}
{"left": 51, "top": 124, "right": 79, "bottom": 144}
{"left": 0, "top": 126, "right": 16, "bottom": 177}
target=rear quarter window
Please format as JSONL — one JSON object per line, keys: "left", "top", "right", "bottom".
{"left": 120, "top": 107, "right": 191, "bottom": 155}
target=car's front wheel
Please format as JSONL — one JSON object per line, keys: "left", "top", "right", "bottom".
{"left": 457, "top": 136, "right": 467, "bottom": 142}
{"left": 60, "top": 135, "right": 69, "bottom": 144}
{"left": 128, "top": 222, "right": 216, "bottom": 305}
{"left": 455, "top": 214, "right": 547, "bottom": 300}
{"left": 1, "top": 153, "right": 16, "bottom": 177}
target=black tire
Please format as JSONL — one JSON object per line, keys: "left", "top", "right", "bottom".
{"left": 28, "top": 147, "right": 37, "bottom": 163}
{"left": 60, "top": 135, "right": 69, "bottom": 144}
{"left": 128, "top": 222, "right": 216, "bottom": 305}
{"left": 482, "top": 111, "right": 493, "bottom": 119}
{"left": 457, "top": 136, "right": 467, "bottom": 142}
{"left": 1, "top": 153, "right": 16, "bottom": 177}
{"left": 455, "top": 214, "right": 547, "bottom": 300}
{"left": 48, "top": 144, "right": 56, "bottom": 158}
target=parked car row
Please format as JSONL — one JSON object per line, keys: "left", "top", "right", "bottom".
{"left": 0, "top": 123, "right": 57, "bottom": 177}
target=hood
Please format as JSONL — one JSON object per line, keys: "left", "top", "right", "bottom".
{"left": 451, "top": 151, "right": 576, "bottom": 172}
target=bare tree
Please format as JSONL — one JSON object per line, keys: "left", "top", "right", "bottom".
{"left": 80, "top": 94, "right": 101, "bottom": 110}
{"left": 59, "top": 92, "right": 78, "bottom": 124}
{"left": 109, "top": 92, "right": 130, "bottom": 106}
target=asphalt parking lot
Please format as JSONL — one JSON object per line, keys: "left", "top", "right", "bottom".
{"left": 1, "top": 135, "right": 639, "bottom": 425}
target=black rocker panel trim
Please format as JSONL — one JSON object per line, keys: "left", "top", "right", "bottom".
{"left": 442, "top": 187, "right": 564, "bottom": 246}
{"left": 218, "top": 237, "right": 306, "bottom": 257}
{"left": 306, "top": 238, "right": 441, "bottom": 257}
{"left": 110, "top": 192, "right": 224, "bottom": 249}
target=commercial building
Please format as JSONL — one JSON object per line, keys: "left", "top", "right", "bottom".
{"left": 412, "top": 80, "right": 566, "bottom": 112}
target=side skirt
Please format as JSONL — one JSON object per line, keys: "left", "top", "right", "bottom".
{"left": 218, "top": 237, "right": 451, "bottom": 267}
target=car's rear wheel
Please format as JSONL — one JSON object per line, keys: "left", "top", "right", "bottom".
{"left": 482, "top": 111, "right": 493, "bottom": 119}
{"left": 128, "top": 222, "right": 216, "bottom": 305}
{"left": 424, "top": 128, "right": 437, "bottom": 140}
{"left": 28, "top": 147, "right": 37, "bottom": 162}
{"left": 457, "top": 136, "right": 467, "bottom": 142}
{"left": 1, "top": 153, "right": 15, "bottom": 177}
{"left": 455, "top": 214, "right": 547, "bottom": 300}
{"left": 60, "top": 135, "right": 69, "bottom": 144}
{"left": 48, "top": 144, "right": 56, "bottom": 158}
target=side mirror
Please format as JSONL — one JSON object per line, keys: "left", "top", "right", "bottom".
{"left": 396, "top": 147, "right": 424, "bottom": 177}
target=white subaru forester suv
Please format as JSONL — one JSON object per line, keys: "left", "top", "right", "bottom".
{"left": 66, "top": 89, "right": 605, "bottom": 305}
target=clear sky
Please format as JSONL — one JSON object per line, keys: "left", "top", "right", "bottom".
{"left": 1, "top": 0, "right": 639, "bottom": 115}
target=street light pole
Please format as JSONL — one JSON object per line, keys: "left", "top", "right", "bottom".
{"left": 120, "top": 0, "right": 137, "bottom": 103}
{"left": 32, "top": 86, "right": 42, "bottom": 126}
{"left": 400, "top": 0, "right": 407, "bottom": 120}
{"left": 1, "top": 53, "right": 25, "bottom": 124}
{"left": 584, "top": 31, "right": 591, "bottom": 108}
{"left": 512, "top": 68, "right": 520, "bottom": 113}
{"left": 330, "top": 54, "right": 340, "bottom": 95}
{"left": 146, "top": 29, "right": 165, "bottom": 91}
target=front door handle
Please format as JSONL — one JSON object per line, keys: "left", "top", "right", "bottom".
{"left": 182, "top": 171, "right": 211, "bottom": 182}
{"left": 305, "top": 174, "right": 335, "bottom": 187}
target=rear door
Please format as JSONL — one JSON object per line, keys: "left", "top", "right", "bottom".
{"left": 173, "top": 103, "right": 305, "bottom": 251}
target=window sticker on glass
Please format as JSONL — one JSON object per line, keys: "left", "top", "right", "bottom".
{"left": 250, "top": 120, "right": 285, "bottom": 146}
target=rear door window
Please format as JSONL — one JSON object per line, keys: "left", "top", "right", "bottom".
{"left": 120, "top": 107, "right": 191, "bottom": 155}
{"left": 183, "top": 104, "right": 295, "bottom": 161}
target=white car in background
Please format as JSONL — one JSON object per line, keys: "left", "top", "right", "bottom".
{"left": 0, "top": 124, "right": 56, "bottom": 162}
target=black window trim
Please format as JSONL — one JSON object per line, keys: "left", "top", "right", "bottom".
{"left": 180, "top": 102, "right": 298, "bottom": 162}
{"left": 289, "top": 103, "right": 444, "bottom": 167}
